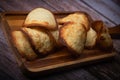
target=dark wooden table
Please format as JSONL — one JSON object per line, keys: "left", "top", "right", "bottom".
{"left": 0, "top": 0, "right": 120, "bottom": 80}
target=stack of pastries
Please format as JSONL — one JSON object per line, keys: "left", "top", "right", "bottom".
{"left": 11, "top": 8, "right": 113, "bottom": 61}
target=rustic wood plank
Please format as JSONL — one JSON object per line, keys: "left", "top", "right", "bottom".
{"left": 0, "top": 0, "right": 56, "bottom": 11}
{"left": 81, "top": 0, "right": 120, "bottom": 25}
{"left": 0, "top": 27, "right": 29, "bottom": 80}
{"left": 84, "top": 61, "right": 120, "bottom": 80}
{"left": 0, "top": 0, "right": 101, "bottom": 80}
{"left": 0, "top": 0, "right": 120, "bottom": 80}
{"left": 36, "top": 69, "right": 98, "bottom": 80}
{"left": 43, "top": 0, "right": 115, "bottom": 27}
{"left": 0, "top": 11, "right": 101, "bottom": 80}
{"left": 0, "top": 0, "right": 116, "bottom": 27}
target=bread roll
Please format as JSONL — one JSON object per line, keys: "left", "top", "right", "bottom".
{"left": 24, "top": 8, "right": 57, "bottom": 30}
{"left": 11, "top": 31, "right": 37, "bottom": 60}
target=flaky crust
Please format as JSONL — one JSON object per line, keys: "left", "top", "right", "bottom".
{"left": 50, "top": 25, "right": 63, "bottom": 48}
{"left": 23, "top": 8, "right": 58, "bottom": 30}
{"left": 21, "top": 27, "right": 55, "bottom": 57}
{"left": 11, "top": 30, "right": 37, "bottom": 61}
{"left": 85, "top": 27, "right": 97, "bottom": 49}
{"left": 59, "top": 22, "right": 87, "bottom": 56}
{"left": 57, "top": 12, "right": 92, "bottom": 31}
{"left": 91, "top": 21, "right": 113, "bottom": 51}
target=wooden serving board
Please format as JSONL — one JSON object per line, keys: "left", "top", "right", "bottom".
{"left": 0, "top": 12, "right": 116, "bottom": 77}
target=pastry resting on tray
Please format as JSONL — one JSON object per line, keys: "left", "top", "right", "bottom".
{"left": 11, "top": 8, "right": 113, "bottom": 61}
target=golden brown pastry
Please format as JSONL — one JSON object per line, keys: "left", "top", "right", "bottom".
{"left": 24, "top": 8, "right": 57, "bottom": 30}
{"left": 85, "top": 27, "right": 97, "bottom": 49}
{"left": 59, "top": 22, "right": 87, "bottom": 56}
{"left": 11, "top": 31, "right": 37, "bottom": 60}
{"left": 50, "top": 25, "right": 63, "bottom": 47}
{"left": 57, "top": 12, "right": 91, "bottom": 31}
{"left": 91, "top": 21, "right": 113, "bottom": 51}
{"left": 22, "top": 27, "right": 55, "bottom": 56}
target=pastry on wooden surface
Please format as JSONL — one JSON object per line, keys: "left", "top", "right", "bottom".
{"left": 50, "top": 25, "right": 63, "bottom": 47}
{"left": 24, "top": 8, "right": 57, "bottom": 30}
{"left": 59, "top": 22, "right": 87, "bottom": 56}
{"left": 57, "top": 12, "right": 91, "bottom": 31}
{"left": 22, "top": 27, "right": 55, "bottom": 56}
{"left": 85, "top": 27, "right": 97, "bottom": 49}
{"left": 91, "top": 21, "right": 113, "bottom": 51}
{"left": 11, "top": 31, "right": 37, "bottom": 60}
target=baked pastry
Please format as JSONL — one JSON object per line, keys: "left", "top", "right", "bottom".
{"left": 57, "top": 12, "right": 91, "bottom": 31}
{"left": 85, "top": 27, "right": 97, "bottom": 49}
{"left": 24, "top": 8, "right": 57, "bottom": 30}
{"left": 59, "top": 22, "right": 87, "bottom": 56}
{"left": 11, "top": 31, "right": 37, "bottom": 60}
{"left": 92, "top": 21, "right": 113, "bottom": 51}
{"left": 50, "top": 25, "right": 63, "bottom": 47}
{"left": 22, "top": 27, "right": 55, "bottom": 56}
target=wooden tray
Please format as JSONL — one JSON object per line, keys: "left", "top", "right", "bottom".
{"left": 0, "top": 12, "right": 116, "bottom": 77}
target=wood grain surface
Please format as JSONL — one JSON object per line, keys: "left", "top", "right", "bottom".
{"left": 0, "top": 0, "right": 120, "bottom": 80}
